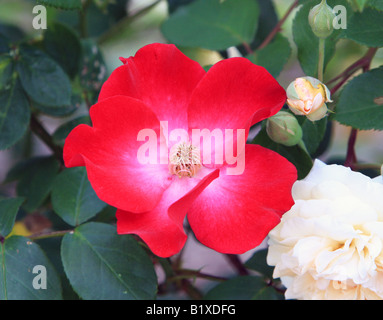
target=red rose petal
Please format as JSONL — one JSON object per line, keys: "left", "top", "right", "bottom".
{"left": 187, "top": 58, "right": 286, "bottom": 167}
{"left": 98, "top": 43, "right": 206, "bottom": 133}
{"left": 64, "top": 96, "right": 171, "bottom": 213}
{"left": 116, "top": 168, "right": 219, "bottom": 257}
{"left": 187, "top": 144, "right": 297, "bottom": 254}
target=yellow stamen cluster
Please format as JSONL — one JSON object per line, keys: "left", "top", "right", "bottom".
{"left": 168, "top": 142, "right": 201, "bottom": 178}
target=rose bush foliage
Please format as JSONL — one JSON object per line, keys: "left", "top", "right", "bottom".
{"left": 0, "top": 0, "right": 383, "bottom": 300}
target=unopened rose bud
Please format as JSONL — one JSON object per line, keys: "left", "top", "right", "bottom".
{"left": 266, "top": 111, "right": 303, "bottom": 147}
{"left": 308, "top": 0, "right": 335, "bottom": 39}
{"left": 286, "top": 76, "right": 332, "bottom": 122}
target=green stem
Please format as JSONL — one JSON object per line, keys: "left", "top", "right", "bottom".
{"left": 318, "top": 38, "right": 325, "bottom": 82}
{"left": 28, "top": 229, "right": 73, "bottom": 241}
{"left": 79, "top": 0, "right": 92, "bottom": 38}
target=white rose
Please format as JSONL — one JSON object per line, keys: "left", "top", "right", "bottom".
{"left": 267, "top": 159, "right": 383, "bottom": 300}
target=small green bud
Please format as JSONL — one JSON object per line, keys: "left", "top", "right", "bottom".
{"left": 308, "top": 0, "right": 335, "bottom": 39}
{"left": 266, "top": 111, "right": 303, "bottom": 147}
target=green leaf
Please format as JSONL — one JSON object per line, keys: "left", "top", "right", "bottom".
{"left": 204, "top": 275, "right": 281, "bottom": 300}
{"left": 342, "top": 8, "right": 383, "bottom": 47}
{"left": 0, "top": 35, "right": 10, "bottom": 54}
{"left": 7, "top": 156, "right": 60, "bottom": 212}
{"left": 35, "top": 236, "right": 80, "bottom": 300}
{"left": 167, "top": 0, "right": 195, "bottom": 13}
{"left": 0, "top": 78, "right": 31, "bottom": 150}
{"left": 244, "top": 249, "right": 274, "bottom": 279}
{"left": 251, "top": 126, "right": 313, "bottom": 180}
{"left": 17, "top": 46, "right": 72, "bottom": 108}
{"left": 0, "top": 55, "right": 13, "bottom": 89}
{"left": 292, "top": 0, "right": 351, "bottom": 77}
{"left": 52, "top": 115, "right": 91, "bottom": 147}
{"left": 161, "top": 0, "right": 260, "bottom": 51}
{"left": 32, "top": 93, "right": 80, "bottom": 117}
{"left": 352, "top": 0, "right": 368, "bottom": 11}
{"left": 61, "top": 222, "right": 157, "bottom": 300}
{"left": 32, "top": 102, "right": 76, "bottom": 117}
{"left": 0, "top": 236, "right": 62, "bottom": 300}
{"left": 37, "top": 0, "right": 82, "bottom": 10}
{"left": 368, "top": 0, "right": 383, "bottom": 11}
{"left": 0, "top": 24, "right": 24, "bottom": 42}
{"left": 43, "top": 22, "right": 82, "bottom": 79}
{"left": 0, "top": 197, "right": 25, "bottom": 238}
{"left": 299, "top": 116, "right": 328, "bottom": 156}
{"left": 247, "top": 34, "right": 291, "bottom": 78}
{"left": 334, "top": 67, "right": 383, "bottom": 130}
{"left": 51, "top": 167, "right": 107, "bottom": 227}
{"left": 56, "top": 1, "right": 129, "bottom": 39}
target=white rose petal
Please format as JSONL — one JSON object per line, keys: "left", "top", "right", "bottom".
{"left": 267, "top": 159, "right": 383, "bottom": 300}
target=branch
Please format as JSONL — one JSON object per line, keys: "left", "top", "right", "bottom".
{"left": 97, "top": 0, "right": 163, "bottom": 45}
{"left": 180, "top": 279, "right": 203, "bottom": 299}
{"left": 79, "top": 0, "right": 92, "bottom": 38}
{"left": 242, "top": 42, "right": 254, "bottom": 54}
{"left": 30, "top": 115, "right": 64, "bottom": 165}
{"left": 225, "top": 254, "right": 249, "bottom": 275}
{"left": 170, "top": 269, "right": 227, "bottom": 282}
{"left": 341, "top": 48, "right": 377, "bottom": 169}
{"left": 328, "top": 48, "right": 378, "bottom": 95}
{"left": 344, "top": 128, "right": 358, "bottom": 169}
{"left": 257, "top": 0, "right": 299, "bottom": 50}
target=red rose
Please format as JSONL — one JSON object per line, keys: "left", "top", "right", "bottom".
{"left": 64, "top": 43, "right": 297, "bottom": 257}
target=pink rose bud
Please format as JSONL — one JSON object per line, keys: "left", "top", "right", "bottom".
{"left": 286, "top": 76, "right": 332, "bottom": 121}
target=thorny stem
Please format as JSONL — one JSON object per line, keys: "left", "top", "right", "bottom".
{"left": 225, "top": 254, "right": 249, "bottom": 275}
{"left": 157, "top": 257, "right": 205, "bottom": 299}
{"left": 257, "top": 0, "right": 299, "bottom": 51}
{"left": 344, "top": 128, "right": 358, "bottom": 170}
{"left": 171, "top": 269, "right": 227, "bottom": 282}
{"left": 180, "top": 279, "right": 203, "bottom": 299}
